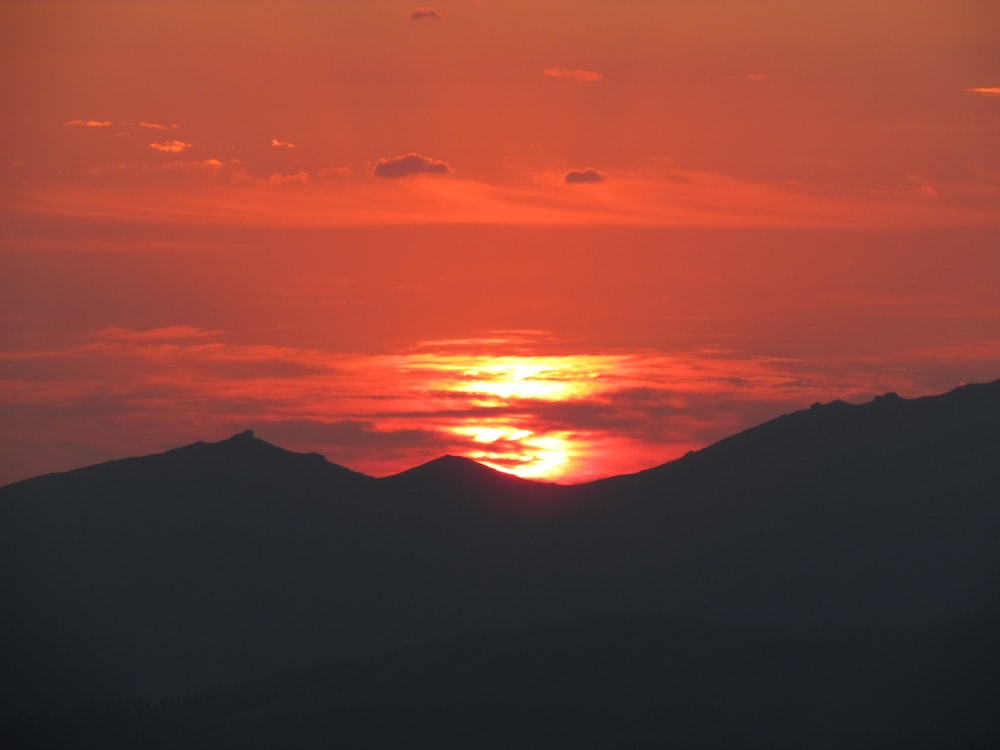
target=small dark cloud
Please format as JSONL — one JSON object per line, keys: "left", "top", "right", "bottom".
{"left": 564, "top": 167, "right": 607, "bottom": 184}
{"left": 373, "top": 152, "right": 450, "bottom": 178}
{"left": 409, "top": 7, "right": 443, "bottom": 21}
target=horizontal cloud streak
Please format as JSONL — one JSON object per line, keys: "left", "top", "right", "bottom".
{"left": 65, "top": 120, "right": 112, "bottom": 128}
{"left": 266, "top": 171, "right": 309, "bottom": 186}
{"left": 544, "top": 67, "right": 604, "bottom": 83}
{"left": 0, "top": 326, "right": 962, "bottom": 485}
{"left": 15, "top": 165, "right": 999, "bottom": 229}
{"left": 96, "top": 326, "right": 223, "bottom": 342}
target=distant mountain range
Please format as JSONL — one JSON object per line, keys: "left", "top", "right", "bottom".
{"left": 3, "top": 380, "right": 999, "bottom": 748}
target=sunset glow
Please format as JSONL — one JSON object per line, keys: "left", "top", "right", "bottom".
{"left": 399, "top": 351, "right": 617, "bottom": 478}
{"left": 1, "top": 1, "right": 998, "bottom": 485}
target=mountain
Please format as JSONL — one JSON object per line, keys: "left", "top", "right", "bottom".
{"left": 575, "top": 379, "right": 1000, "bottom": 628}
{"left": 2, "top": 381, "right": 999, "bottom": 747}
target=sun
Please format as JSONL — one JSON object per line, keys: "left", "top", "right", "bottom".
{"left": 401, "top": 350, "right": 618, "bottom": 481}
{"left": 448, "top": 422, "right": 574, "bottom": 480}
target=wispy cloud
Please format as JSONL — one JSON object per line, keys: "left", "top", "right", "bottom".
{"left": 966, "top": 87, "right": 1000, "bottom": 97}
{"left": 139, "top": 121, "right": 179, "bottom": 130}
{"left": 409, "top": 7, "right": 443, "bottom": 21}
{"left": 266, "top": 171, "right": 309, "bottom": 187}
{"left": 148, "top": 140, "right": 192, "bottom": 154}
{"left": 271, "top": 139, "right": 296, "bottom": 148}
{"left": 544, "top": 67, "right": 604, "bottom": 83}
{"left": 96, "top": 326, "right": 223, "bottom": 342}
{"left": 373, "top": 153, "right": 450, "bottom": 178}
{"left": 157, "top": 158, "right": 227, "bottom": 174}
{"left": 564, "top": 167, "right": 607, "bottom": 184}
{"left": 17, "top": 165, "right": 1000, "bottom": 229}
{"left": 65, "top": 120, "right": 113, "bottom": 128}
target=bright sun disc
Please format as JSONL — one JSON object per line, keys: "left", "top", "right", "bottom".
{"left": 401, "top": 351, "right": 620, "bottom": 480}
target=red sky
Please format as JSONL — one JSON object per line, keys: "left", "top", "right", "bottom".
{"left": 1, "top": 1, "right": 998, "bottom": 484}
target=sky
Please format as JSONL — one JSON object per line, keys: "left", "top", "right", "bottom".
{"left": 1, "top": 0, "right": 998, "bottom": 484}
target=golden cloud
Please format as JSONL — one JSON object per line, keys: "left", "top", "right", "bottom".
{"left": 148, "top": 141, "right": 192, "bottom": 154}
{"left": 65, "top": 120, "right": 113, "bottom": 128}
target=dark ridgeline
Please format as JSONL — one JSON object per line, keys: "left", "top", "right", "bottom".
{"left": 2, "top": 382, "right": 999, "bottom": 749}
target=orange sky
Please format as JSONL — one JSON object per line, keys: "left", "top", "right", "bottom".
{"left": 1, "top": 1, "right": 998, "bottom": 484}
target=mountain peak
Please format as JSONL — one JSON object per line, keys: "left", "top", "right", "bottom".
{"left": 157, "top": 430, "right": 374, "bottom": 483}
{"left": 427, "top": 454, "right": 491, "bottom": 469}
{"left": 383, "top": 454, "right": 537, "bottom": 486}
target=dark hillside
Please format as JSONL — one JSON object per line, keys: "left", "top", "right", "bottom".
{"left": 2, "top": 381, "right": 999, "bottom": 746}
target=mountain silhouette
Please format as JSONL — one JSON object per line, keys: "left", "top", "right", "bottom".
{"left": 385, "top": 453, "right": 524, "bottom": 483}
{"left": 2, "top": 381, "right": 999, "bottom": 747}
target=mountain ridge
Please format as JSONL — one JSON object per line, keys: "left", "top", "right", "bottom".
{"left": 6, "top": 378, "right": 997, "bottom": 491}
{"left": 1, "top": 377, "right": 998, "bottom": 743}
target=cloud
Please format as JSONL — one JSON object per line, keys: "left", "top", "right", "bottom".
{"left": 373, "top": 153, "right": 450, "bottom": 178}
{"left": 266, "top": 171, "right": 309, "bottom": 187}
{"left": 409, "top": 7, "right": 443, "bottom": 21}
{"left": 966, "top": 87, "right": 1000, "bottom": 97}
{"left": 746, "top": 73, "right": 770, "bottom": 82}
{"left": 271, "top": 139, "right": 296, "bottom": 148}
{"left": 65, "top": 120, "right": 112, "bottom": 128}
{"left": 564, "top": 168, "right": 607, "bottom": 184}
{"left": 23, "top": 161, "right": 999, "bottom": 229}
{"left": 156, "top": 158, "right": 227, "bottom": 175}
{"left": 95, "top": 326, "right": 223, "bottom": 342}
{"left": 139, "top": 121, "right": 179, "bottom": 130}
{"left": 544, "top": 67, "right": 604, "bottom": 83}
{"left": 148, "top": 140, "right": 192, "bottom": 154}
